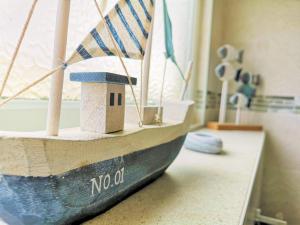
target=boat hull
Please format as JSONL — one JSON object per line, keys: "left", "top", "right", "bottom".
{"left": 0, "top": 135, "right": 186, "bottom": 225}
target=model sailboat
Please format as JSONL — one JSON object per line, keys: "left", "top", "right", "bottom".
{"left": 0, "top": 0, "right": 193, "bottom": 224}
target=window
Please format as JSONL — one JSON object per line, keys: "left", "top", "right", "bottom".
{"left": 118, "top": 93, "right": 122, "bottom": 106}
{"left": 0, "top": 0, "right": 195, "bottom": 101}
{"left": 110, "top": 93, "right": 114, "bottom": 106}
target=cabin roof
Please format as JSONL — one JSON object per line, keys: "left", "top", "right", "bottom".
{"left": 70, "top": 72, "right": 137, "bottom": 85}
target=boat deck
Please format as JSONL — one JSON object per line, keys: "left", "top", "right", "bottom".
{"left": 0, "top": 120, "right": 186, "bottom": 176}
{"left": 0, "top": 121, "right": 179, "bottom": 141}
{"left": 0, "top": 101, "right": 193, "bottom": 177}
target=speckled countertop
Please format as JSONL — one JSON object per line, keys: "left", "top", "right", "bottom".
{"left": 83, "top": 130, "right": 266, "bottom": 225}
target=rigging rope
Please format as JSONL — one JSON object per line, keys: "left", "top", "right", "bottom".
{"left": 93, "top": 0, "right": 143, "bottom": 127}
{"left": 140, "top": 59, "right": 144, "bottom": 116}
{"left": 0, "top": 66, "right": 62, "bottom": 108}
{"left": 0, "top": 0, "right": 39, "bottom": 97}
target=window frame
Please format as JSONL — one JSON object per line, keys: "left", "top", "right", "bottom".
{"left": 110, "top": 93, "right": 115, "bottom": 106}
{"left": 118, "top": 93, "right": 122, "bottom": 106}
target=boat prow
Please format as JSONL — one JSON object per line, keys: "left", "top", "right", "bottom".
{"left": 0, "top": 101, "right": 194, "bottom": 225}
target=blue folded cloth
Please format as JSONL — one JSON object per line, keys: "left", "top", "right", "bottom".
{"left": 184, "top": 132, "right": 223, "bottom": 154}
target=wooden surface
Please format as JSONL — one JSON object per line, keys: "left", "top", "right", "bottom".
{"left": 80, "top": 83, "right": 125, "bottom": 134}
{"left": 105, "top": 84, "right": 125, "bottom": 133}
{"left": 142, "top": 106, "right": 162, "bottom": 125}
{"left": 83, "top": 129, "right": 265, "bottom": 225}
{"left": 207, "top": 121, "right": 263, "bottom": 131}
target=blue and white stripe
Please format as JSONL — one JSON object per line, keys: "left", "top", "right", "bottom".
{"left": 138, "top": 0, "right": 152, "bottom": 22}
{"left": 76, "top": 45, "right": 92, "bottom": 60}
{"left": 90, "top": 28, "right": 114, "bottom": 56}
{"left": 125, "top": 0, "right": 149, "bottom": 39}
{"left": 67, "top": 0, "right": 154, "bottom": 65}
{"left": 115, "top": 4, "right": 145, "bottom": 56}
{"left": 104, "top": 15, "right": 130, "bottom": 58}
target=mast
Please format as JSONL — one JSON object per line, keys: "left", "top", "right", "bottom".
{"left": 46, "top": 0, "right": 70, "bottom": 136}
{"left": 141, "top": 6, "right": 156, "bottom": 108}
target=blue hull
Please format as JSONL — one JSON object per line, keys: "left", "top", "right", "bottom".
{"left": 0, "top": 135, "right": 186, "bottom": 225}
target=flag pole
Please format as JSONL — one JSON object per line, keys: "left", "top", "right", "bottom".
{"left": 141, "top": 4, "right": 156, "bottom": 109}
{"left": 157, "top": 55, "right": 168, "bottom": 123}
{"left": 180, "top": 61, "right": 193, "bottom": 100}
{"left": 46, "top": 0, "right": 70, "bottom": 136}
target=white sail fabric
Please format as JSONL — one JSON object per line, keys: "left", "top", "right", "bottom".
{"left": 66, "top": 0, "right": 155, "bottom": 65}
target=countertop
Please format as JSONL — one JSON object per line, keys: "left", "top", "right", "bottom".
{"left": 83, "top": 130, "right": 266, "bottom": 225}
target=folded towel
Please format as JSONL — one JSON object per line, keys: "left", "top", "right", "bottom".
{"left": 184, "top": 132, "right": 223, "bottom": 154}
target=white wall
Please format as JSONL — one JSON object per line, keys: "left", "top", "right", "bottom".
{"left": 210, "top": 0, "right": 300, "bottom": 224}
{"left": 222, "top": 0, "right": 300, "bottom": 97}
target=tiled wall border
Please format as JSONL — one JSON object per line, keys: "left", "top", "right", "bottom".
{"left": 196, "top": 90, "right": 300, "bottom": 115}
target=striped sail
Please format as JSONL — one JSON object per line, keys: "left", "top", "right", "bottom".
{"left": 66, "top": 0, "right": 155, "bottom": 65}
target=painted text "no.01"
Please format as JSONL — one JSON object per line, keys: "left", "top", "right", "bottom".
{"left": 90, "top": 168, "right": 125, "bottom": 196}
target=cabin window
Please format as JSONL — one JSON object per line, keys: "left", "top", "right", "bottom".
{"left": 118, "top": 93, "right": 122, "bottom": 106}
{"left": 110, "top": 93, "right": 115, "bottom": 106}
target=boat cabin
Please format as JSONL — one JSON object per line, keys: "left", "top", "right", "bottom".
{"left": 70, "top": 72, "right": 137, "bottom": 134}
